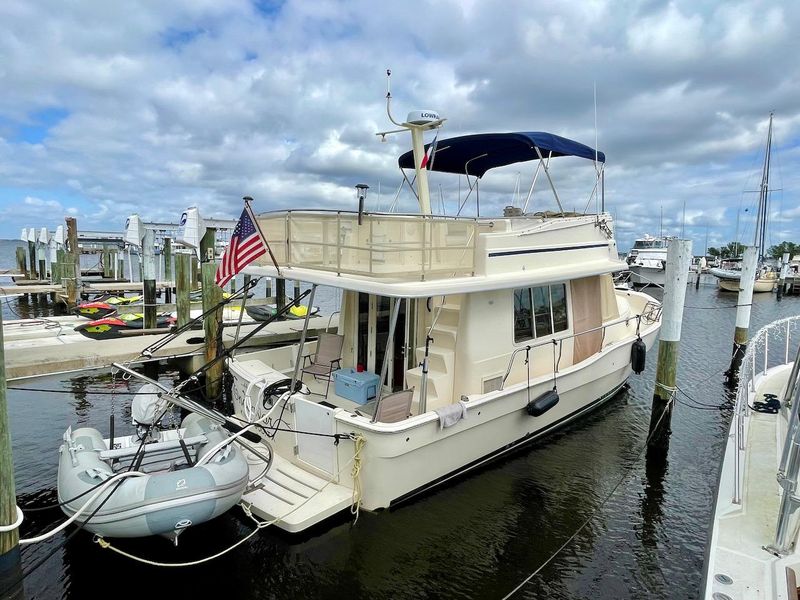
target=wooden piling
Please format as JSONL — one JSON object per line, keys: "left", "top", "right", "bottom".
{"left": 55, "top": 249, "right": 65, "bottom": 285}
{"left": 0, "top": 310, "right": 23, "bottom": 598}
{"left": 65, "top": 217, "right": 80, "bottom": 287}
{"left": 276, "top": 279, "right": 286, "bottom": 314}
{"left": 14, "top": 248, "right": 26, "bottom": 279}
{"left": 65, "top": 277, "right": 77, "bottom": 307}
{"left": 190, "top": 255, "right": 199, "bottom": 290}
{"left": 200, "top": 228, "right": 222, "bottom": 401}
{"left": 142, "top": 229, "right": 157, "bottom": 330}
{"left": 265, "top": 277, "right": 272, "bottom": 301}
{"left": 294, "top": 280, "right": 301, "bottom": 301}
{"left": 726, "top": 246, "right": 758, "bottom": 381}
{"left": 37, "top": 238, "right": 46, "bottom": 282}
{"left": 649, "top": 239, "right": 692, "bottom": 447}
{"left": 118, "top": 257, "right": 125, "bottom": 282}
{"left": 175, "top": 253, "right": 191, "bottom": 328}
{"left": 163, "top": 238, "right": 173, "bottom": 280}
{"left": 27, "top": 239, "right": 37, "bottom": 280}
{"left": 102, "top": 244, "right": 112, "bottom": 278}
{"left": 163, "top": 238, "right": 173, "bottom": 303}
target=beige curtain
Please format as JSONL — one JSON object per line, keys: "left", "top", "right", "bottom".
{"left": 572, "top": 276, "right": 603, "bottom": 364}
{"left": 599, "top": 274, "right": 620, "bottom": 321}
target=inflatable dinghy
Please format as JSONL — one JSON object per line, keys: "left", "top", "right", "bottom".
{"left": 57, "top": 389, "right": 249, "bottom": 542}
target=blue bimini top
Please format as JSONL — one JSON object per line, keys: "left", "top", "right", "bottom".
{"left": 397, "top": 131, "right": 605, "bottom": 178}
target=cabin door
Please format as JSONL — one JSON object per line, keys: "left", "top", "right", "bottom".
{"left": 356, "top": 293, "right": 407, "bottom": 392}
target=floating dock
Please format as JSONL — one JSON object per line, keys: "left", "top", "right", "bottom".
{"left": 4, "top": 314, "right": 336, "bottom": 380}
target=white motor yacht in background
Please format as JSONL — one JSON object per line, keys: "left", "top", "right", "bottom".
{"left": 626, "top": 235, "right": 670, "bottom": 288}
{"left": 226, "top": 101, "right": 663, "bottom": 533}
{"left": 704, "top": 315, "right": 800, "bottom": 599}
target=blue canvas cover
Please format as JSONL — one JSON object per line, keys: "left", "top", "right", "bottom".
{"left": 397, "top": 131, "right": 605, "bottom": 178}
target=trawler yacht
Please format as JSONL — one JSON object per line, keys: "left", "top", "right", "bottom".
{"left": 625, "top": 235, "right": 671, "bottom": 288}
{"left": 227, "top": 106, "right": 663, "bottom": 532}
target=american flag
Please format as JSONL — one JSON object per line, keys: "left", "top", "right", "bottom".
{"left": 420, "top": 132, "right": 438, "bottom": 169}
{"left": 215, "top": 203, "right": 267, "bottom": 287}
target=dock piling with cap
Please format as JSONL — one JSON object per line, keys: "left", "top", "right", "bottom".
{"left": 649, "top": 239, "right": 692, "bottom": 447}
{"left": 726, "top": 246, "right": 758, "bottom": 381}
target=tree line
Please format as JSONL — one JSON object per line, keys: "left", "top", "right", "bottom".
{"left": 707, "top": 241, "right": 799, "bottom": 259}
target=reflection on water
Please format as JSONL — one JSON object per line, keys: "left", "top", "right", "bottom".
{"left": 2, "top": 278, "right": 800, "bottom": 599}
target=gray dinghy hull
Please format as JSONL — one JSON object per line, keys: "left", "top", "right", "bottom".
{"left": 57, "top": 413, "right": 250, "bottom": 539}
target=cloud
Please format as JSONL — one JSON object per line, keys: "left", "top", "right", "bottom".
{"left": 0, "top": 0, "right": 798, "bottom": 255}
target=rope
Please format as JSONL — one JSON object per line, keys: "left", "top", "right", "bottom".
{"left": 684, "top": 303, "right": 753, "bottom": 310}
{"left": 18, "top": 471, "right": 146, "bottom": 545}
{"left": 0, "top": 506, "right": 24, "bottom": 532}
{"left": 350, "top": 435, "right": 367, "bottom": 523}
{"left": 500, "top": 392, "right": 675, "bottom": 600}
{"left": 94, "top": 435, "right": 367, "bottom": 567}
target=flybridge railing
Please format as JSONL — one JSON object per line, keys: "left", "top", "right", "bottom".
{"left": 255, "top": 211, "right": 478, "bottom": 280}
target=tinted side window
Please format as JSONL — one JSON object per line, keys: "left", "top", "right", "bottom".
{"left": 532, "top": 286, "right": 552, "bottom": 337}
{"left": 514, "top": 284, "right": 569, "bottom": 343}
{"left": 551, "top": 284, "right": 568, "bottom": 333}
{"left": 514, "top": 288, "right": 533, "bottom": 342}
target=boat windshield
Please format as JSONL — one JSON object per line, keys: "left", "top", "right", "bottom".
{"left": 632, "top": 239, "right": 664, "bottom": 249}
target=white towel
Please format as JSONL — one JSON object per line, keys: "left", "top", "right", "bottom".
{"left": 435, "top": 401, "right": 468, "bottom": 429}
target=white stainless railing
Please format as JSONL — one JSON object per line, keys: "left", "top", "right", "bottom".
{"left": 255, "top": 210, "right": 477, "bottom": 281}
{"left": 500, "top": 302, "right": 661, "bottom": 389}
{"left": 732, "top": 315, "right": 800, "bottom": 506}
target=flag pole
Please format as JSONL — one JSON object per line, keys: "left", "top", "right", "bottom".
{"left": 243, "top": 195, "right": 282, "bottom": 276}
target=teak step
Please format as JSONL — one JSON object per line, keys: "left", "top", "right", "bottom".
{"left": 241, "top": 453, "right": 353, "bottom": 533}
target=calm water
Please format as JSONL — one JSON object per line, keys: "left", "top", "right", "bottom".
{"left": 2, "top": 238, "right": 800, "bottom": 599}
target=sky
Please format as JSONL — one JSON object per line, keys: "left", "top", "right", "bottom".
{"left": 0, "top": 0, "right": 799, "bottom": 253}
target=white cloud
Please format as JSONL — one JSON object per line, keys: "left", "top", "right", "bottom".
{"left": 0, "top": 0, "right": 797, "bottom": 254}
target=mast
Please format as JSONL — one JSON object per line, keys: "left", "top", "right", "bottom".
{"left": 376, "top": 70, "right": 445, "bottom": 216}
{"left": 755, "top": 112, "right": 773, "bottom": 262}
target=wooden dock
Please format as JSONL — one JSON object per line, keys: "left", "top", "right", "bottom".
{"left": 4, "top": 314, "right": 336, "bottom": 380}
{"left": 785, "top": 275, "right": 800, "bottom": 296}
{"left": 0, "top": 281, "right": 175, "bottom": 297}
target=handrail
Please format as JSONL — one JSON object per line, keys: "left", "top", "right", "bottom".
{"left": 259, "top": 208, "right": 486, "bottom": 222}
{"left": 500, "top": 311, "right": 647, "bottom": 389}
{"left": 731, "top": 315, "right": 800, "bottom": 505}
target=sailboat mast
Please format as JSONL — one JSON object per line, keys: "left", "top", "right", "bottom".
{"left": 755, "top": 112, "right": 773, "bottom": 262}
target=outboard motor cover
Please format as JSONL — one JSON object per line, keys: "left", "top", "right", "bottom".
{"left": 132, "top": 383, "right": 162, "bottom": 426}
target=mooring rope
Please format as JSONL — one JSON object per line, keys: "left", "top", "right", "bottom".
{"left": 500, "top": 393, "right": 675, "bottom": 600}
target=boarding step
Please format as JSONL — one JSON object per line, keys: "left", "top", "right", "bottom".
{"left": 406, "top": 368, "right": 452, "bottom": 409}
{"left": 414, "top": 347, "right": 454, "bottom": 373}
{"left": 427, "top": 324, "right": 458, "bottom": 349}
{"left": 428, "top": 303, "right": 461, "bottom": 327}
{"left": 242, "top": 453, "right": 353, "bottom": 533}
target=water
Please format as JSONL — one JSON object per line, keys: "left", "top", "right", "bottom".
{"left": 2, "top": 238, "right": 800, "bottom": 599}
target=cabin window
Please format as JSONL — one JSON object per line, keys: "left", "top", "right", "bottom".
{"left": 514, "top": 284, "right": 568, "bottom": 343}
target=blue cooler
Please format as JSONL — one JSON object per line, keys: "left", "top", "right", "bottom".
{"left": 333, "top": 368, "right": 380, "bottom": 404}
